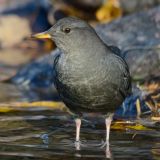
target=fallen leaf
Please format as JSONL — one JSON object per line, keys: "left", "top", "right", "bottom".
{"left": 112, "top": 121, "right": 151, "bottom": 130}
{"left": 0, "top": 101, "right": 68, "bottom": 112}
{"left": 0, "top": 106, "right": 14, "bottom": 113}
{"left": 96, "top": 0, "right": 122, "bottom": 23}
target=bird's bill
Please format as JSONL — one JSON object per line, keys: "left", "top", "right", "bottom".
{"left": 31, "top": 31, "right": 52, "bottom": 39}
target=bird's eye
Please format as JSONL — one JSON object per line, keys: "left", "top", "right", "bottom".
{"left": 64, "top": 28, "right": 71, "bottom": 33}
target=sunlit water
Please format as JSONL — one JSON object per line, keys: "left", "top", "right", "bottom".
{"left": 0, "top": 83, "right": 159, "bottom": 160}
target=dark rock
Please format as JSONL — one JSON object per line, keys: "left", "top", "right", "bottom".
{"left": 96, "top": 7, "right": 160, "bottom": 49}
{"left": 120, "top": 0, "right": 160, "bottom": 14}
{"left": 96, "top": 6, "right": 160, "bottom": 79}
{"left": 124, "top": 47, "right": 160, "bottom": 80}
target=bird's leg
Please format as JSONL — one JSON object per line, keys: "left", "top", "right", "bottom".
{"left": 105, "top": 114, "right": 113, "bottom": 142}
{"left": 98, "top": 114, "right": 113, "bottom": 158}
{"left": 101, "top": 113, "right": 113, "bottom": 148}
{"left": 75, "top": 118, "right": 81, "bottom": 150}
{"left": 75, "top": 118, "right": 81, "bottom": 142}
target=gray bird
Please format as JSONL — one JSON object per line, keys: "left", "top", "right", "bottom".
{"left": 32, "top": 17, "right": 131, "bottom": 147}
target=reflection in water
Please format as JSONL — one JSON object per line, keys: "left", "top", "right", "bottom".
{"left": 74, "top": 140, "right": 112, "bottom": 159}
{"left": 103, "top": 142, "right": 112, "bottom": 159}
{"left": 0, "top": 111, "right": 158, "bottom": 160}
{"left": 106, "top": 143, "right": 112, "bottom": 159}
{"left": 75, "top": 141, "right": 81, "bottom": 151}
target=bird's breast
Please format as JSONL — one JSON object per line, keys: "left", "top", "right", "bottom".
{"left": 53, "top": 54, "right": 125, "bottom": 113}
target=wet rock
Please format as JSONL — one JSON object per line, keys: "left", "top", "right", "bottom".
{"left": 124, "top": 47, "right": 160, "bottom": 80}
{"left": 96, "top": 7, "right": 160, "bottom": 49}
{"left": 96, "top": 6, "right": 160, "bottom": 79}
{"left": 120, "top": 0, "right": 160, "bottom": 14}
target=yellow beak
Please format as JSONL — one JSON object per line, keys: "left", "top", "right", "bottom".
{"left": 31, "top": 32, "right": 52, "bottom": 39}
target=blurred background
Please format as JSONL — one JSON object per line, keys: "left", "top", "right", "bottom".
{"left": 0, "top": 0, "right": 160, "bottom": 159}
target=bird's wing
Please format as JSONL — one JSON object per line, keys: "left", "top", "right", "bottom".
{"left": 119, "top": 58, "right": 132, "bottom": 98}
{"left": 107, "top": 45, "right": 122, "bottom": 57}
{"left": 106, "top": 53, "right": 132, "bottom": 99}
{"left": 116, "top": 55, "right": 132, "bottom": 98}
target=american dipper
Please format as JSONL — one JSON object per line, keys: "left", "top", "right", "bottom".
{"left": 32, "top": 17, "right": 131, "bottom": 146}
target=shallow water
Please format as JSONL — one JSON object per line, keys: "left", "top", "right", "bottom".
{"left": 0, "top": 83, "right": 159, "bottom": 160}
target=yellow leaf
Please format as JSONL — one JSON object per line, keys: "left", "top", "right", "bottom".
{"left": 0, "top": 101, "right": 67, "bottom": 112}
{"left": 127, "top": 123, "right": 150, "bottom": 130}
{"left": 96, "top": 0, "right": 122, "bottom": 23}
{"left": 0, "top": 106, "right": 14, "bottom": 113}
{"left": 111, "top": 121, "right": 151, "bottom": 131}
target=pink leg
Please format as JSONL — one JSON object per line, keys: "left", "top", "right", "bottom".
{"left": 75, "top": 118, "right": 81, "bottom": 150}
{"left": 75, "top": 118, "right": 81, "bottom": 142}
{"left": 105, "top": 115, "right": 113, "bottom": 142}
{"left": 105, "top": 115, "right": 113, "bottom": 158}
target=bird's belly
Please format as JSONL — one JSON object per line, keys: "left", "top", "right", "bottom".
{"left": 55, "top": 73, "right": 123, "bottom": 114}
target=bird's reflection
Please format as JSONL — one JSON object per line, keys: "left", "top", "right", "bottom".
{"left": 75, "top": 141, "right": 81, "bottom": 150}
{"left": 74, "top": 140, "right": 113, "bottom": 159}
{"left": 40, "top": 122, "right": 113, "bottom": 159}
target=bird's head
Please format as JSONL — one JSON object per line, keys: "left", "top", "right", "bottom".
{"left": 32, "top": 17, "right": 99, "bottom": 53}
